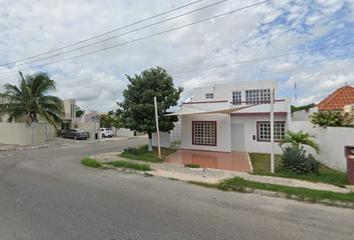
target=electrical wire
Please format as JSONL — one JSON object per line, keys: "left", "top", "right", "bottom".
{"left": 54, "top": 54, "right": 351, "bottom": 92}
{"left": 0, "top": 0, "right": 271, "bottom": 76}
{"left": 1, "top": 0, "right": 228, "bottom": 69}
{"left": 170, "top": 42, "right": 354, "bottom": 75}
{"left": 0, "top": 0, "right": 206, "bottom": 67}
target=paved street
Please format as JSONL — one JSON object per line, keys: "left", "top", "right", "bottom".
{"left": 0, "top": 138, "right": 353, "bottom": 240}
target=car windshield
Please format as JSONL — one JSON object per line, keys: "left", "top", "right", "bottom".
{"left": 77, "top": 129, "right": 86, "bottom": 132}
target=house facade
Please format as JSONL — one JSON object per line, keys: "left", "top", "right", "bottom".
{"left": 176, "top": 80, "right": 291, "bottom": 154}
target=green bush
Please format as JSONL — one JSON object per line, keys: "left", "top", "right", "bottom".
{"left": 123, "top": 147, "right": 138, "bottom": 155}
{"left": 308, "top": 154, "right": 322, "bottom": 174}
{"left": 310, "top": 111, "right": 353, "bottom": 128}
{"left": 280, "top": 147, "right": 321, "bottom": 174}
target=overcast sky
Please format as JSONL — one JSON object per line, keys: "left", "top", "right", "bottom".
{"left": 0, "top": 0, "right": 353, "bottom": 112}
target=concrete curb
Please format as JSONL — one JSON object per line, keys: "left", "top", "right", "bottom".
{"left": 0, "top": 144, "right": 50, "bottom": 151}
{"left": 246, "top": 152, "right": 254, "bottom": 173}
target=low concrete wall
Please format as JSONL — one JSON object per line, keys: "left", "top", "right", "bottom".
{"left": 0, "top": 122, "right": 46, "bottom": 145}
{"left": 291, "top": 107, "right": 318, "bottom": 121}
{"left": 115, "top": 128, "right": 134, "bottom": 137}
{"left": 76, "top": 122, "right": 100, "bottom": 139}
{"left": 152, "top": 132, "right": 171, "bottom": 148}
{"left": 289, "top": 121, "right": 354, "bottom": 172}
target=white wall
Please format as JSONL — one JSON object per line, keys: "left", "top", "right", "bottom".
{"left": 76, "top": 122, "right": 100, "bottom": 139}
{"left": 192, "top": 80, "right": 277, "bottom": 102}
{"left": 181, "top": 114, "right": 231, "bottom": 152}
{"left": 292, "top": 107, "right": 318, "bottom": 121}
{"left": 152, "top": 132, "right": 171, "bottom": 148}
{"left": 115, "top": 128, "right": 134, "bottom": 137}
{"left": 232, "top": 115, "right": 287, "bottom": 154}
{"left": 0, "top": 122, "right": 47, "bottom": 145}
{"left": 183, "top": 101, "right": 230, "bottom": 111}
{"left": 289, "top": 121, "right": 354, "bottom": 172}
{"left": 170, "top": 120, "right": 181, "bottom": 143}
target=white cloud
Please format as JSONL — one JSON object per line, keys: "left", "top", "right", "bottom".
{"left": 0, "top": 0, "right": 353, "bottom": 111}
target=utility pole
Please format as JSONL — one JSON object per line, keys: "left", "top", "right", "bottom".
{"left": 270, "top": 88, "right": 275, "bottom": 173}
{"left": 91, "top": 114, "right": 99, "bottom": 158}
{"left": 154, "top": 97, "right": 161, "bottom": 159}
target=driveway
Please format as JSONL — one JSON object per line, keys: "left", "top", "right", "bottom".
{"left": 0, "top": 139, "right": 353, "bottom": 240}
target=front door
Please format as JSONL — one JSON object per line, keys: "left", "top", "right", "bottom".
{"left": 231, "top": 123, "right": 244, "bottom": 151}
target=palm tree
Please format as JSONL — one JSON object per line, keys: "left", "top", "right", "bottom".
{"left": 0, "top": 71, "right": 64, "bottom": 130}
{"left": 278, "top": 130, "right": 320, "bottom": 153}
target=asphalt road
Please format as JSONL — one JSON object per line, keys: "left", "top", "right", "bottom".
{"left": 0, "top": 138, "right": 353, "bottom": 240}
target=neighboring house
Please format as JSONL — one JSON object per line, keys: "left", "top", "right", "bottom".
{"left": 316, "top": 85, "right": 354, "bottom": 112}
{"left": 168, "top": 80, "right": 291, "bottom": 154}
{"left": 78, "top": 111, "right": 135, "bottom": 137}
{"left": 62, "top": 99, "right": 77, "bottom": 129}
{"left": 0, "top": 99, "right": 77, "bottom": 145}
{"left": 292, "top": 85, "right": 354, "bottom": 121}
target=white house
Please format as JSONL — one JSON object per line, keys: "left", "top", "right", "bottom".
{"left": 168, "top": 80, "right": 291, "bottom": 154}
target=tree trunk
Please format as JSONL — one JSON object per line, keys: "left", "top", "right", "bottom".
{"left": 148, "top": 131, "right": 153, "bottom": 151}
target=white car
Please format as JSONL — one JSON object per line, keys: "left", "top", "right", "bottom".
{"left": 99, "top": 128, "right": 114, "bottom": 138}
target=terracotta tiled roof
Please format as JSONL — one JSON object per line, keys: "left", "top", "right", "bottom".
{"left": 316, "top": 85, "right": 354, "bottom": 110}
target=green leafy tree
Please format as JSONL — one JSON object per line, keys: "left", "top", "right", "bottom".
{"left": 118, "top": 67, "right": 183, "bottom": 151}
{"left": 99, "top": 113, "right": 113, "bottom": 128}
{"left": 99, "top": 110, "right": 123, "bottom": 135}
{"left": 111, "top": 110, "right": 124, "bottom": 134}
{"left": 76, "top": 105, "right": 85, "bottom": 118}
{"left": 278, "top": 130, "right": 320, "bottom": 153}
{"left": 291, "top": 103, "right": 315, "bottom": 113}
{"left": 310, "top": 111, "right": 353, "bottom": 128}
{"left": 0, "top": 71, "right": 64, "bottom": 130}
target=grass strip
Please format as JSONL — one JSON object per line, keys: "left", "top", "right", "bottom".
{"left": 107, "top": 161, "right": 151, "bottom": 171}
{"left": 249, "top": 153, "right": 348, "bottom": 186}
{"left": 189, "top": 177, "right": 354, "bottom": 207}
{"left": 184, "top": 164, "right": 201, "bottom": 168}
{"left": 81, "top": 157, "right": 102, "bottom": 168}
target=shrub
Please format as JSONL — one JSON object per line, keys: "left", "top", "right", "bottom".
{"left": 308, "top": 154, "right": 322, "bottom": 174}
{"left": 310, "top": 111, "right": 353, "bottom": 128}
{"left": 123, "top": 147, "right": 138, "bottom": 155}
{"left": 280, "top": 147, "right": 321, "bottom": 174}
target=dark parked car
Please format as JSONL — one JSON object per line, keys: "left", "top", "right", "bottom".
{"left": 61, "top": 128, "right": 90, "bottom": 140}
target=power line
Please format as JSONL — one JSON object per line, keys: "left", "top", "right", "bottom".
{"left": 2, "top": 0, "right": 228, "bottom": 69}
{"left": 170, "top": 42, "right": 354, "bottom": 75}
{"left": 181, "top": 57, "right": 351, "bottom": 86}
{"left": 0, "top": 0, "right": 271, "bottom": 76}
{"left": 0, "top": 0, "right": 206, "bottom": 67}
{"left": 55, "top": 56, "right": 350, "bottom": 92}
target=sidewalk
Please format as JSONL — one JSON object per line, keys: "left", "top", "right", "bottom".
{"left": 95, "top": 152, "right": 353, "bottom": 194}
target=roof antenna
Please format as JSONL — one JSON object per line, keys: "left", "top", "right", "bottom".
{"left": 294, "top": 82, "right": 297, "bottom": 106}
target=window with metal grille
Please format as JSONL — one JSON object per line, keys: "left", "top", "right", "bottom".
{"left": 205, "top": 93, "right": 214, "bottom": 99}
{"left": 257, "top": 122, "right": 285, "bottom": 141}
{"left": 245, "top": 89, "right": 273, "bottom": 104}
{"left": 193, "top": 121, "right": 216, "bottom": 146}
{"left": 232, "top": 91, "right": 241, "bottom": 105}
